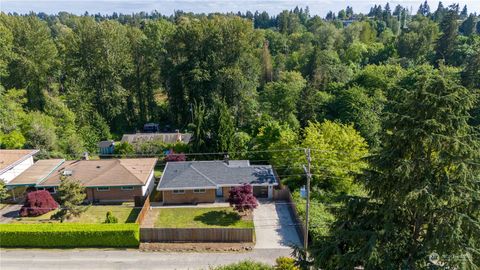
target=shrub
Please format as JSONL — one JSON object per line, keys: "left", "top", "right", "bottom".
{"left": 274, "top": 257, "right": 299, "bottom": 270}
{"left": 104, "top": 211, "right": 118, "bottom": 223}
{"left": 19, "top": 190, "right": 58, "bottom": 217}
{"left": 212, "top": 260, "right": 273, "bottom": 270}
{"left": 227, "top": 184, "right": 258, "bottom": 213}
{"left": 0, "top": 180, "right": 8, "bottom": 201}
{"left": 0, "top": 223, "right": 139, "bottom": 248}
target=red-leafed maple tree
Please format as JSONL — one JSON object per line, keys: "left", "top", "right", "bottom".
{"left": 227, "top": 184, "right": 258, "bottom": 213}
{"left": 19, "top": 190, "right": 59, "bottom": 217}
{"left": 164, "top": 150, "right": 186, "bottom": 162}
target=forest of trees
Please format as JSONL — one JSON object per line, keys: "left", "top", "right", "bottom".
{"left": 1, "top": 1, "right": 480, "bottom": 268}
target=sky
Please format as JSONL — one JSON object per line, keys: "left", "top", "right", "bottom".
{"left": 1, "top": 0, "right": 479, "bottom": 16}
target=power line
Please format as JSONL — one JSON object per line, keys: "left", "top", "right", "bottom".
{"left": 89, "top": 148, "right": 307, "bottom": 158}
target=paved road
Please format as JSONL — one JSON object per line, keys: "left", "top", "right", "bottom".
{"left": 254, "top": 201, "right": 302, "bottom": 249}
{"left": 0, "top": 201, "right": 302, "bottom": 269}
{"left": 0, "top": 249, "right": 292, "bottom": 270}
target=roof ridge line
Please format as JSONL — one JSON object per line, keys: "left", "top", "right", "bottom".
{"left": 190, "top": 165, "right": 218, "bottom": 186}
{"left": 118, "top": 159, "right": 148, "bottom": 185}
{"left": 85, "top": 159, "right": 143, "bottom": 186}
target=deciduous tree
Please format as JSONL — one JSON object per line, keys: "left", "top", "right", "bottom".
{"left": 20, "top": 190, "right": 58, "bottom": 217}
{"left": 227, "top": 184, "right": 258, "bottom": 213}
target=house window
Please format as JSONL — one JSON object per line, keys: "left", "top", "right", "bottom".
{"left": 121, "top": 186, "right": 134, "bottom": 191}
{"left": 193, "top": 189, "right": 206, "bottom": 193}
{"left": 172, "top": 189, "right": 185, "bottom": 194}
{"left": 97, "top": 187, "right": 110, "bottom": 191}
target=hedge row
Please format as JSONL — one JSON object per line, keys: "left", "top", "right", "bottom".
{"left": 0, "top": 223, "right": 139, "bottom": 248}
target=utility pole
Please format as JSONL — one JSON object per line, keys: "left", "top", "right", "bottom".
{"left": 302, "top": 148, "right": 311, "bottom": 258}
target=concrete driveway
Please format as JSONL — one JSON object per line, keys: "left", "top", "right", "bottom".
{"left": 0, "top": 204, "right": 21, "bottom": 224}
{"left": 253, "top": 201, "right": 302, "bottom": 249}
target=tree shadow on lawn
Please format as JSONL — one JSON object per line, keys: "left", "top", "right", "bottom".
{"left": 193, "top": 210, "right": 241, "bottom": 226}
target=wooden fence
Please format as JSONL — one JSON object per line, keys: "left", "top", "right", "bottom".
{"left": 140, "top": 227, "right": 254, "bottom": 243}
{"left": 135, "top": 195, "right": 150, "bottom": 225}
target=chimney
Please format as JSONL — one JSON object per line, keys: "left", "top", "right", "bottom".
{"left": 82, "top": 152, "right": 89, "bottom": 160}
{"left": 175, "top": 129, "right": 182, "bottom": 142}
{"left": 224, "top": 154, "right": 229, "bottom": 165}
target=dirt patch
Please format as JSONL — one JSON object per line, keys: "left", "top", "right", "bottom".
{"left": 140, "top": 242, "right": 254, "bottom": 252}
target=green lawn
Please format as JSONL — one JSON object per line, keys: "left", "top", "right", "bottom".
{"left": 12, "top": 205, "right": 139, "bottom": 224}
{"left": 155, "top": 207, "right": 253, "bottom": 228}
{"left": 11, "top": 210, "right": 58, "bottom": 224}
{"left": 68, "top": 205, "right": 140, "bottom": 223}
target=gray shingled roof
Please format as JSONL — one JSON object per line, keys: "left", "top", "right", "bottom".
{"left": 157, "top": 160, "right": 277, "bottom": 190}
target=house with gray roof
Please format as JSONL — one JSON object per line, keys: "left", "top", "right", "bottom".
{"left": 157, "top": 160, "right": 278, "bottom": 204}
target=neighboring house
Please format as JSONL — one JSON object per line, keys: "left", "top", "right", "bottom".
{"left": 8, "top": 158, "right": 157, "bottom": 203}
{"left": 98, "top": 140, "right": 115, "bottom": 155}
{"left": 0, "top": 149, "right": 38, "bottom": 183}
{"left": 121, "top": 131, "right": 192, "bottom": 145}
{"left": 157, "top": 160, "right": 278, "bottom": 204}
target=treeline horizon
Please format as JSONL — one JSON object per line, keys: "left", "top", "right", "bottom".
{"left": 4, "top": 1, "right": 479, "bottom": 26}
{"left": 1, "top": 0, "right": 480, "bottom": 268}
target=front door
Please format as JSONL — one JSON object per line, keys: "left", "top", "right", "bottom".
{"left": 216, "top": 187, "right": 223, "bottom": 197}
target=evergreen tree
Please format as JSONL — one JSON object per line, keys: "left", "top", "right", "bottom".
{"left": 215, "top": 100, "right": 235, "bottom": 153}
{"left": 460, "top": 5, "right": 468, "bottom": 19}
{"left": 433, "top": 1, "right": 446, "bottom": 22}
{"left": 325, "top": 11, "right": 335, "bottom": 21}
{"left": 435, "top": 4, "right": 459, "bottom": 65}
{"left": 459, "top": 14, "right": 476, "bottom": 36}
{"left": 316, "top": 66, "right": 480, "bottom": 269}
{"left": 56, "top": 176, "right": 87, "bottom": 221}
{"left": 461, "top": 46, "right": 480, "bottom": 89}
{"left": 417, "top": 0, "right": 430, "bottom": 16}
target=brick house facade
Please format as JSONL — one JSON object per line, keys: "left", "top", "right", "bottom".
{"left": 158, "top": 160, "right": 278, "bottom": 205}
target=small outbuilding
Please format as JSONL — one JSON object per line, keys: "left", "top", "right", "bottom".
{"left": 98, "top": 140, "right": 115, "bottom": 155}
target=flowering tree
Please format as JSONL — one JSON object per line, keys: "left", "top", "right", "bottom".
{"left": 19, "top": 190, "right": 58, "bottom": 217}
{"left": 227, "top": 184, "right": 258, "bottom": 213}
{"left": 164, "top": 150, "right": 186, "bottom": 162}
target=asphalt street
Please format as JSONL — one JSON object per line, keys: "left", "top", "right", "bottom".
{"left": 0, "top": 248, "right": 293, "bottom": 270}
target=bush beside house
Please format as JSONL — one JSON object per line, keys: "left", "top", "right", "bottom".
{"left": 0, "top": 223, "right": 139, "bottom": 248}
{"left": 227, "top": 184, "right": 258, "bottom": 213}
{"left": 19, "top": 190, "right": 58, "bottom": 217}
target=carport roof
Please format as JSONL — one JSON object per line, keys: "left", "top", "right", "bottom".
{"left": 157, "top": 160, "right": 277, "bottom": 190}
{"left": 0, "top": 149, "right": 39, "bottom": 174}
{"left": 7, "top": 159, "right": 65, "bottom": 186}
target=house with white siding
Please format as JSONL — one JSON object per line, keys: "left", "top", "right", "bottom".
{"left": 0, "top": 149, "right": 38, "bottom": 183}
